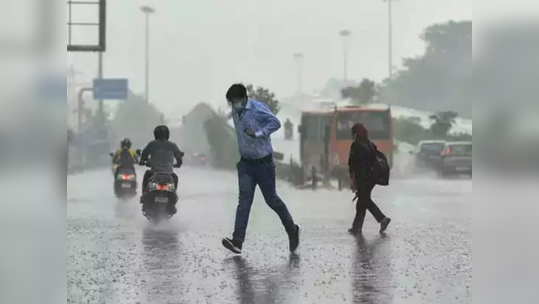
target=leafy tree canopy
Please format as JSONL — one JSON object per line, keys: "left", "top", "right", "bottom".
{"left": 247, "top": 84, "right": 281, "bottom": 115}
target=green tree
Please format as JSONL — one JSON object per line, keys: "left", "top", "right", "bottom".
{"left": 246, "top": 84, "right": 281, "bottom": 115}
{"left": 380, "top": 21, "right": 472, "bottom": 117}
{"left": 111, "top": 91, "right": 164, "bottom": 147}
{"left": 341, "top": 79, "right": 378, "bottom": 104}
{"left": 393, "top": 116, "right": 471, "bottom": 145}
{"left": 393, "top": 117, "right": 432, "bottom": 145}
{"left": 429, "top": 111, "right": 458, "bottom": 138}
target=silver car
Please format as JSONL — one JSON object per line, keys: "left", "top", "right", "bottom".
{"left": 414, "top": 140, "right": 447, "bottom": 169}
{"left": 438, "top": 142, "right": 473, "bottom": 178}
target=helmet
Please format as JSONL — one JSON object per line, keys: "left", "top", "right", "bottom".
{"left": 121, "top": 138, "right": 132, "bottom": 149}
{"left": 154, "top": 125, "right": 170, "bottom": 140}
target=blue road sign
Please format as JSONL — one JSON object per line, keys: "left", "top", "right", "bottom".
{"left": 93, "top": 79, "right": 128, "bottom": 100}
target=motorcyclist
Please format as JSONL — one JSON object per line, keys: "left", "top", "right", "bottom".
{"left": 112, "top": 138, "right": 138, "bottom": 176}
{"left": 284, "top": 118, "right": 294, "bottom": 140}
{"left": 139, "top": 125, "right": 183, "bottom": 193}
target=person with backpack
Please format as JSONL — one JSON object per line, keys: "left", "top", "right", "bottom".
{"left": 348, "top": 123, "right": 392, "bottom": 235}
{"left": 112, "top": 138, "right": 139, "bottom": 176}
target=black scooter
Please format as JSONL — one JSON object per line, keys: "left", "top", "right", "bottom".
{"left": 138, "top": 151, "right": 183, "bottom": 223}
{"left": 109, "top": 153, "right": 138, "bottom": 200}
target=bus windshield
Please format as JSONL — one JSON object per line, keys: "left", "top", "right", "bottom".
{"left": 337, "top": 111, "right": 391, "bottom": 140}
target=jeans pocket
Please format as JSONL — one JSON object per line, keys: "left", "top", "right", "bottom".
{"left": 237, "top": 160, "right": 249, "bottom": 175}
{"left": 264, "top": 160, "right": 276, "bottom": 173}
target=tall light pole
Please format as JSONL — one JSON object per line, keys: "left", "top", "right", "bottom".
{"left": 293, "top": 53, "right": 304, "bottom": 94}
{"left": 339, "top": 30, "right": 352, "bottom": 82}
{"left": 141, "top": 5, "right": 155, "bottom": 103}
{"left": 383, "top": 0, "right": 397, "bottom": 79}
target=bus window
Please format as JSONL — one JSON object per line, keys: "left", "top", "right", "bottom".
{"left": 306, "top": 116, "right": 320, "bottom": 141}
{"left": 337, "top": 111, "right": 391, "bottom": 140}
{"left": 302, "top": 114, "right": 334, "bottom": 141}
{"left": 321, "top": 116, "right": 333, "bottom": 139}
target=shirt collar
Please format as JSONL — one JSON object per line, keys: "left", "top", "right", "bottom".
{"left": 232, "top": 99, "right": 253, "bottom": 119}
{"left": 244, "top": 99, "right": 253, "bottom": 110}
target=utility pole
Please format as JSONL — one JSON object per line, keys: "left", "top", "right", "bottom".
{"left": 67, "top": 65, "right": 75, "bottom": 105}
{"left": 293, "top": 53, "right": 304, "bottom": 94}
{"left": 141, "top": 5, "right": 155, "bottom": 104}
{"left": 67, "top": 65, "right": 82, "bottom": 105}
{"left": 339, "top": 30, "right": 352, "bottom": 82}
{"left": 77, "top": 88, "right": 94, "bottom": 132}
{"left": 67, "top": 65, "right": 83, "bottom": 128}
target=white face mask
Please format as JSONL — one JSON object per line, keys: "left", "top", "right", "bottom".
{"left": 232, "top": 99, "right": 246, "bottom": 111}
{"left": 233, "top": 102, "right": 244, "bottom": 111}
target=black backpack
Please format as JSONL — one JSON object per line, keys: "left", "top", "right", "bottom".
{"left": 370, "top": 144, "right": 390, "bottom": 186}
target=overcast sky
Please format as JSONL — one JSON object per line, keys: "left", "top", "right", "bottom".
{"left": 65, "top": 0, "right": 535, "bottom": 117}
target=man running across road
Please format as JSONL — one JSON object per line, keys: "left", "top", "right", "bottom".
{"left": 222, "top": 84, "right": 302, "bottom": 255}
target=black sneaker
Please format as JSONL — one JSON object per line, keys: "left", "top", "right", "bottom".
{"left": 222, "top": 238, "right": 243, "bottom": 254}
{"left": 288, "top": 225, "right": 302, "bottom": 254}
{"left": 380, "top": 218, "right": 391, "bottom": 233}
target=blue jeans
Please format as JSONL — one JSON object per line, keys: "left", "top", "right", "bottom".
{"left": 233, "top": 159, "right": 295, "bottom": 243}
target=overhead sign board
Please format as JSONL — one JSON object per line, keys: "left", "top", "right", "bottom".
{"left": 93, "top": 79, "right": 128, "bottom": 100}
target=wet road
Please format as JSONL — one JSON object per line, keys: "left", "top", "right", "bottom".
{"left": 67, "top": 168, "right": 472, "bottom": 304}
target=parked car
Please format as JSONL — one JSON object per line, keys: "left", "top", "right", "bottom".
{"left": 438, "top": 142, "right": 473, "bottom": 178}
{"left": 413, "top": 140, "right": 446, "bottom": 169}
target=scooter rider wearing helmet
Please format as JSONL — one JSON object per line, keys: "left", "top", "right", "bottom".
{"left": 139, "top": 125, "right": 184, "bottom": 194}
{"left": 112, "top": 138, "right": 138, "bottom": 176}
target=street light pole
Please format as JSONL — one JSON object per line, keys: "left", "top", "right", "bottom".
{"left": 339, "top": 30, "right": 352, "bottom": 82}
{"left": 293, "top": 53, "right": 304, "bottom": 94}
{"left": 141, "top": 5, "right": 155, "bottom": 104}
{"left": 384, "top": 0, "right": 397, "bottom": 79}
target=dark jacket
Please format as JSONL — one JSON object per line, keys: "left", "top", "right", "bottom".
{"left": 140, "top": 139, "right": 183, "bottom": 174}
{"left": 348, "top": 139, "right": 376, "bottom": 183}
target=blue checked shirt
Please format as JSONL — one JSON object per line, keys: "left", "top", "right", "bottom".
{"left": 231, "top": 99, "right": 281, "bottom": 160}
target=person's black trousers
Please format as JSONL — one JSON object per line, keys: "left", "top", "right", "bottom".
{"left": 352, "top": 182, "right": 386, "bottom": 230}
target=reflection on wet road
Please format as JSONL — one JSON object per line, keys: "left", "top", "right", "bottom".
{"left": 351, "top": 235, "right": 393, "bottom": 304}
{"left": 68, "top": 168, "right": 472, "bottom": 303}
{"left": 226, "top": 254, "right": 302, "bottom": 304}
